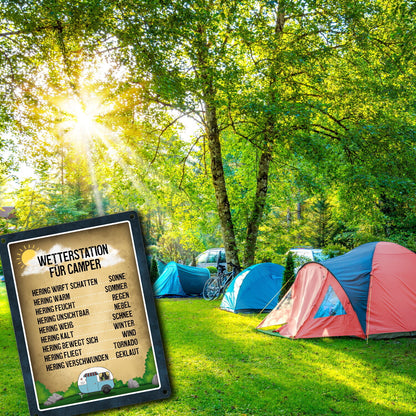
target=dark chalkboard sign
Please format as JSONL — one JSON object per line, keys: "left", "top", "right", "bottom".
{"left": 0, "top": 211, "right": 170, "bottom": 416}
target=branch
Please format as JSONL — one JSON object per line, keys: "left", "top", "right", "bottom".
{"left": 0, "top": 29, "right": 27, "bottom": 37}
{"left": 311, "top": 126, "right": 343, "bottom": 141}
{"left": 309, "top": 104, "right": 351, "bottom": 131}
{"left": 0, "top": 23, "right": 63, "bottom": 38}
{"left": 149, "top": 113, "right": 184, "bottom": 165}
{"left": 311, "top": 127, "right": 363, "bottom": 164}
{"left": 179, "top": 134, "right": 203, "bottom": 189}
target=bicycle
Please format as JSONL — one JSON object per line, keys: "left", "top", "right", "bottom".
{"left": 202, "top": 261, "right": 239, "bottom": 301}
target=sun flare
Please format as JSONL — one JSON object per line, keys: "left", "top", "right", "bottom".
{"left": 54, "top": 91, "right": 117, "bottom": 216}
{"left": 58, "top": 95, "right": 108, "bottom": 149}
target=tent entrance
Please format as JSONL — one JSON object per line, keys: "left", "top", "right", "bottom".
{"left": 256, "top": 288, "right": 293, "bottom": 331}
{"left": 314, "top": 285, "right": 346, "bottom": 318}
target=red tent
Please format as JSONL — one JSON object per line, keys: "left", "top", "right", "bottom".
{"left": 257, "top": 242, "right": 416, "bottom": 339}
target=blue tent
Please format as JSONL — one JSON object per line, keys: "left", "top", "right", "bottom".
{"left": 157, "top": 259, "right": 167, "bottom": 276}
{"left": 153, "top": 262, "right": 210, "bottom": 297}
{"left": 221, "top": 263, "right": 285, "bottom": 313}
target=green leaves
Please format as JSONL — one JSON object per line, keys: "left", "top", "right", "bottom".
{"left": 2, "top": 0, "right": 416, "bottom": 263}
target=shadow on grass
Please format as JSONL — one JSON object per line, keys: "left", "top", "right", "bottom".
{"left": 1, "top": 292, "right": 416, "bottom": 416}
{"left": 149, "top": 298, "right": 416, "bottom": 416}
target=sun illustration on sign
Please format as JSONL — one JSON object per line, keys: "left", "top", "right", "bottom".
{"left": 16, "top": 244, "right": 39, "bottom": 269}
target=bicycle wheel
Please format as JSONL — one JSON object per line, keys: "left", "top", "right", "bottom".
{"left": 203, "top": 277, "right": 220, "bottom": 300}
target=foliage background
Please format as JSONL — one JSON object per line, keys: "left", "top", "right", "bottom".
{"left": 1, "top": 0, "right": 416, "bottom": 266}
{"left": 1, "top": 5, "right": 416, "bottom": 415}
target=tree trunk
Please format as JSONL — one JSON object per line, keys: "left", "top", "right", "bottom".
{"left": 242, "top": 3, "right": 286, "bottom": 267}
{"left": 297, "top": 202, "right": 302, "bottom": 220}
{"left": 196, "top": 22, "right": 241, "bottom": 271}
{"left": 243, "top": 147, "right": 272, "bottom": 267}
{"left": 205, "top": 100, "right": 241, "bottom": 271}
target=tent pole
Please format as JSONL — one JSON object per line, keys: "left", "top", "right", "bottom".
{"left": 366, "top": 274, "right": 374, "bottom": 344}
{"left": 256, "top": 277, "right": 294, "bottom": 318}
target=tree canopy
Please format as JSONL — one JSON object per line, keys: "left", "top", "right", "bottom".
{"left": 1, "top": 0, "right": 416, "bottom": 266}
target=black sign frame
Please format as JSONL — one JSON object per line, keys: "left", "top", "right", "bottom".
{"left": 0, "top": 211, "right": 171, "bottom": 416}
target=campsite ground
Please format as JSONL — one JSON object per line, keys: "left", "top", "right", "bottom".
{"left": 1, "top": 285, "right": 416, "bottom": 416}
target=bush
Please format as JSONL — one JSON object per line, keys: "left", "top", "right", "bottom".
{"left": 149, "top": 257, "right": 159, "bottom": 283}
{"left": 157, "top": 234, "right": 195, "bottom": 264}
{"left": 280, "top": 252, "right": 295, "bottom": 300}
{"left": 35, "top": 381, "right": 51, "bottom": 403}
{"left": 62, "top": 382, "right": 80, "bottom": 398}
{"left": 322, "top": 244, "right": 348, "bottom": 258}
{"left": 135, "top": 348, "right": 156, "bottom": 385}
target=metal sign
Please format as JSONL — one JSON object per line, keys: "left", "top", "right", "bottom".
{"left": 0, "top": 211, "right": 170, "bottom": 416}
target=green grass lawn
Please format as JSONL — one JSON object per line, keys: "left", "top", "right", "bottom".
{"left": 1, "top": 284, "right": 416, "bottom": 415}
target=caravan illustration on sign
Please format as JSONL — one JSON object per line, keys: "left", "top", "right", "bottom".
{"left": 77, "top": 367, "right": 115, "bottom": 395}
